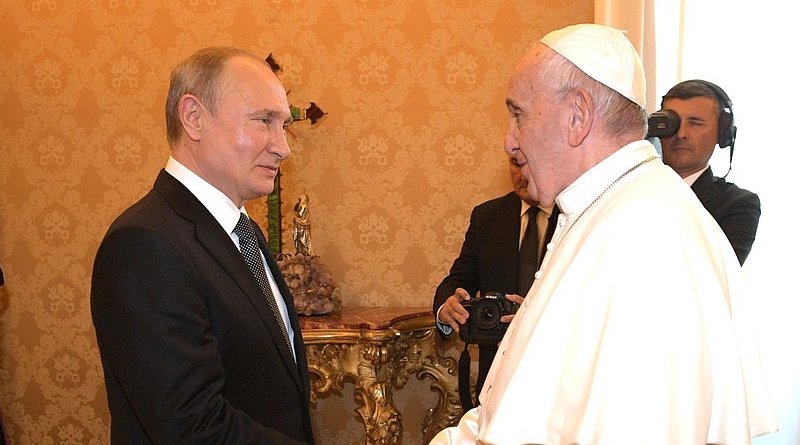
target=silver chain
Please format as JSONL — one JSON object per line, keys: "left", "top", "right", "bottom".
{"left": 564, "top": 155, "right": 658, "bottom": 235}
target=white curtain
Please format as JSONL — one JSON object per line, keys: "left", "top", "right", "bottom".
{"left": 596, "top": 1, "right": 800, "bottom": 444}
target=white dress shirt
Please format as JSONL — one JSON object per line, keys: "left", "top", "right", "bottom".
{"left": 165, "top": 156, "right": 296, "bottom": 360}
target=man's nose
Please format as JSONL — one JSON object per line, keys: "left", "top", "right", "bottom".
{"left": 272, "top": 131, "right": 291, "bottom": 159}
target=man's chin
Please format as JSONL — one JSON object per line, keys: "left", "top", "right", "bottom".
{"left": 252, "top": 180, "right": 276, "bottom": 199}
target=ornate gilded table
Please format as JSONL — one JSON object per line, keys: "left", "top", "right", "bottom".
{"left": 299, "top": 306, "right": 462, "bottom": 444}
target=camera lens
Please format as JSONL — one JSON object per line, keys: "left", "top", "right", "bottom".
{"left": 472, "top": 300, "right": 501, "bottom": 330}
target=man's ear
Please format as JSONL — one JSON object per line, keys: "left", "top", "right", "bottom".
{"left": 567, "top": 88, "right": 593, "bottom": 147}
{"left": 179, "top": 94, "right": 203, "bottom": 142}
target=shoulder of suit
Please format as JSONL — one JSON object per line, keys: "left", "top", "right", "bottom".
{"left": 711, "top": 175, "right": 759, "bottom": 200}
{"left": 471, "top": 191, "right": 520, "bottom": 216}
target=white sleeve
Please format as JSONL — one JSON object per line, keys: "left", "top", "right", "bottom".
{"left": 428, "top": 406, "right": 480, "bottom": 445}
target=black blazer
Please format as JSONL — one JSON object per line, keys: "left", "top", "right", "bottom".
{"left": 433, "top": 191, "right": 558, "bottom": 401}
{"left": 91, "top": 170, "right": 313, "bottom": 444}
{"left": 691, "top": 168, "right": 760, "bottom": 265}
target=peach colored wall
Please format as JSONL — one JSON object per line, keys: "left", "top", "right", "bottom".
{"left": 0, "top": 1, "right": 591, "bottom": 442}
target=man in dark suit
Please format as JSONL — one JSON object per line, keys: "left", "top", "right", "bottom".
{"left": 433, "top": 155, "right": 558, "bottom": 410}
{"left": 658, "top": 79, "right": 760, "bottom": 265}
{"left": 91, "top": 47, "right": 314, "bottom": 444}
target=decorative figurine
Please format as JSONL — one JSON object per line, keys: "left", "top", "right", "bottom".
{"left": 279, "top": 192, "right": 342, "bottom": 315}
{"left": 292, "top": 192, "right": 313, "bottom": 256}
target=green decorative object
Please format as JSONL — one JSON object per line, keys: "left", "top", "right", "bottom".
{"left": 267, "top": 172, "right": 282, "bottom": 255}
{"left": 290, "top": 105, "right": 303, "bottom": 121}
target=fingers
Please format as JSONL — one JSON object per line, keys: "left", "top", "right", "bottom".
{"left": 500, "top": 293, "right": 524, "bottom": 324}
{"left": 441, "top": 289, "right": 471, "bottom": 332}
{"left": 505, "top": 293, "right": 524, "bottom": 305}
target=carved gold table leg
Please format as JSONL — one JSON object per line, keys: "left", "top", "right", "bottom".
{"left": 355, "top": 381, "right": 401, "bottom": 444}
{"left": 304, "top": 343, "right": 351, "bottom": 406}
{"left": 300, "top": 308, "right": 462, "bottom": 445}
{"left": 416, "top": 334, "right": 462, "bottom": 442}
{"left": 354, "top": 341, "right": 402, "bottom": 444}
{"left": 303, "top": 329, "right": 405, "bottom": 445}
{"left": 388, "top": 321, "right": 462, "bottom": 443}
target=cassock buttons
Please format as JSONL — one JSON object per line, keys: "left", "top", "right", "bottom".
{"left": 534, "top": 270, "right": 543, "bottom": 280}
{"left": 547, "top": 241, "right": 554, "bottom": 251}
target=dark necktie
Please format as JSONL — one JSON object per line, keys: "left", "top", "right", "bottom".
{"left": 517, "top": 206, "right": 539, "bottom": 295}
{"left": 233, "top": 213, "right": 293, "bottom": 353}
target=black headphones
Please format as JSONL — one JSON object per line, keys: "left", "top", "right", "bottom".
{"left": 701, "top": 79, "right": 736, "bottom": 150}
{"left": 661, "top": 79, "right": 737, "bottom": 150}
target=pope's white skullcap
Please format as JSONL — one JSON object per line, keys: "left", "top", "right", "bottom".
{"left": 540, "top": 23, "right": 646, "bottom": 109}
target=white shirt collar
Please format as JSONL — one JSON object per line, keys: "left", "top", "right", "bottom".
{"left": 520, "top": 200, "right": 532, "bottom": 217}
{"left": 520, "top": 200, "right": 554, "bottom": 218}
{"left": 164, "top": 156, "right": 244, "bottom": 236}
{"left": 683, "top": 165, "right": 709, "bottom": 186}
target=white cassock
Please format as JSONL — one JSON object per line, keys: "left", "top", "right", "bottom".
{"left": 431, "top": 141, "right": 777, "bottom": 445}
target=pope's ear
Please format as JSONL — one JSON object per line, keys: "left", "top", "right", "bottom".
{"left": 566, "top": 87, "right": 593, "bottom": 147}
{"left": 178, "top": 94, "right": 203, "bottom": 142}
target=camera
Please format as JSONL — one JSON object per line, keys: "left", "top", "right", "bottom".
{"left": 646, "top": 109, "right": 680, "bottom": 138}
{"left": 459, "top": 291, "right": 519, "bottom": 344}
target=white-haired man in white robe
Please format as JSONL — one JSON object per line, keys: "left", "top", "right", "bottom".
{"left": 430, "top": 23, "right": 776, "bottom": 445}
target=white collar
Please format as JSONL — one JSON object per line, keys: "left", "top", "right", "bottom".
{"left": 683, "top": 165, "right": 709, "bottom": 186}
{"left": 165, "top": 156, "right": 244, "bottom": 235}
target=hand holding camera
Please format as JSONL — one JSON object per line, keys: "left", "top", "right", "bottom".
{"left": 458, "top": 291, "right": 521, "bottom": 345}
{"left": 439, "top": 288, "right": 472, "bottom": 333}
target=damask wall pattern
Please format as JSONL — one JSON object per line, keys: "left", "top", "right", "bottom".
{"left": 0, "top": 1, "right": 591, "bottom": 443}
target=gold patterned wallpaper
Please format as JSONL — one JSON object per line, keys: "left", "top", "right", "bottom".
{"left": 0, "top": 1, "right": 591, "bottom": 443}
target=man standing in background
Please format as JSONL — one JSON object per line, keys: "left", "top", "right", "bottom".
{"left": 658, "top": 79, "right": 760, "bottom": 265}
{"left": 433, "top": 155, "right": 558, "bottom": 411}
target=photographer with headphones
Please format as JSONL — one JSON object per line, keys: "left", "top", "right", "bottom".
{"left": 656, "top": 79, "right": 760, "bottom": 265}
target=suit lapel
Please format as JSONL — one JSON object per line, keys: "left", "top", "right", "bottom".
{"left": 690, "top": 168, "right": 719, "bottom": 206}
{"left": 153, "top": 170, "right": 305, "bottom": 392}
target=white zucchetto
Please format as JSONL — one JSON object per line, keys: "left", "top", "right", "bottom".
{"left": 540, "top": 23, "right": 647, "bottom": 109}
